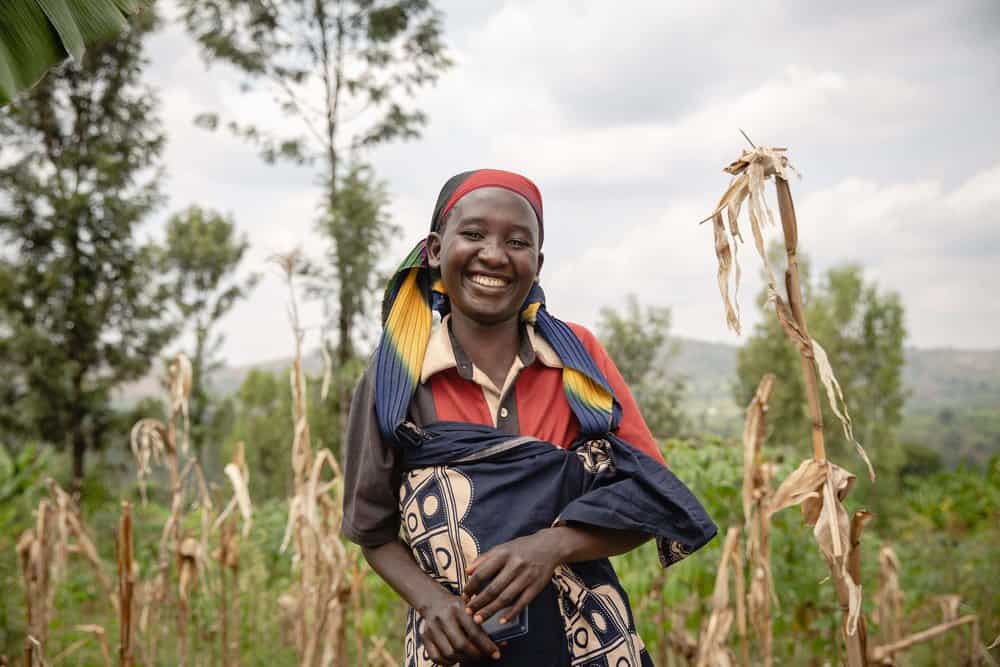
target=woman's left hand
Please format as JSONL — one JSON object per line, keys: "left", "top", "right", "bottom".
{"left": 462, "top": 530, "right": 563, "bottom": 626}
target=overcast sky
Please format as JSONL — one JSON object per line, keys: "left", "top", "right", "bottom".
{"left": 143, "top": 0, "right": 1000, "bottom": 366}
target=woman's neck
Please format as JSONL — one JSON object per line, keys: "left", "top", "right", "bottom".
{"left": 449, "top": 311, "right": 521, "bottom": 390}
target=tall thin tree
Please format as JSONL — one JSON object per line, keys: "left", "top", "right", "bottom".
{"left": 161, "top": 205, "right": 258, "bottom": 452}
{"left": 180, "top": 0, "right": 451, "bottom": 362}
{"left": 0, "top": 10, "right": 174, "bottom": 491}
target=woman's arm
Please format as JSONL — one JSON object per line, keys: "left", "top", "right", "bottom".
{"left": 362, "top": 539, "right": 501, "bottom": 664}
{"left": 462, "top": 524, "right": 650, "bottom": 625}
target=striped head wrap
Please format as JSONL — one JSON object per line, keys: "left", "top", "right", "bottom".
{"left": 375, "top": 169, "right": 620, "bottom": 444}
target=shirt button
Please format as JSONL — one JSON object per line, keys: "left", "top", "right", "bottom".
{"left": 499, "top": 407, "right": 509, "bottom": 419}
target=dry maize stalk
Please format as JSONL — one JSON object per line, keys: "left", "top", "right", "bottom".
{"left": 117, "top": 502, "right": 134, "bottom": 667}
{"left": 874, "top": 546, "right": 904, "bottom": 653}
{"left": 742, "top": 374, "right": 776, "bottom": 667}
{"left": 694, "top": 526, "right": 741, "bottom": 667}
{"left": 273, "top": 251, "right": 353, "bottom": 667}
{"left": 704, "top": 142, "right": 878, "bottom": 666}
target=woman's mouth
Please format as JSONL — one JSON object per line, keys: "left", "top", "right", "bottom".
{"left": 467, "top": 273, "right": 510, "bottom": 289}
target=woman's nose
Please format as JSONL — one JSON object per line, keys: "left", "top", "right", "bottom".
{"left": 477, "top": 238, "right": 508, "bottom": 265}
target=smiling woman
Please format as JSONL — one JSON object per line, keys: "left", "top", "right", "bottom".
{"left": 341, "top": 168, "right": 716, "bottom": 666}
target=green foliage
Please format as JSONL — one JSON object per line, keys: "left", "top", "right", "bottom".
{"left": 736, "top": 253, "right": 907, "bottom": 471}
{"left": 311, "top": 161, "right": 399, "bottom": 362}
{"left": 0, "top": 0, "right": 147, "bottom": 106}
{"left": 0, "top": 7, "right": 175, "bottom": 488}
{"left": 598, "top": 294, "right": 686, "bottom": 438}
{"left": 161, "top": 205, "right": 258, "bottom": 462}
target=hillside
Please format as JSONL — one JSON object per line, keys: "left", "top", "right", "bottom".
{"left": 117, "top": 339, "right": 1000, "bottom": 465}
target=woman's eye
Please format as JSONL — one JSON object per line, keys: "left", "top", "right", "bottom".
{"left": 461, "top": 230, "right": 484, "bottom": 240}
{"left": 508, "top": 238, "right": 529, "bottom": 248}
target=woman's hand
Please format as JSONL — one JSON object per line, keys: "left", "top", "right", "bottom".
{"left": 462, "top": 530, "right": 562, "bottom": 627}
{"left": 418, "top": 587, "right": 501, "bottom": 665}
{"left": 462, "top": 525, "right": 651, "bottom": 626}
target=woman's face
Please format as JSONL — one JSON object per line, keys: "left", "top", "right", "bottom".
{"left": 427, "top": 187, "right": 544, "bottom": 327}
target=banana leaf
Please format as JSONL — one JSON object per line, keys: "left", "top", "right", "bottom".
{"left": 0, "top": 0, "right": 145, "bottom": 106}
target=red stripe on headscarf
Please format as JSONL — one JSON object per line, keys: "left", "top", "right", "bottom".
{"left": 439, "top": 169, "right": 544, "bottom": 244}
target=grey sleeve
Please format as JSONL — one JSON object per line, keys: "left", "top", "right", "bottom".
{"left": 340, "top": 361, "right": 402, "bottom": 547}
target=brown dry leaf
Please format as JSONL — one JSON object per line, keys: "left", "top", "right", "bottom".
{"left": 167, "top": 354, "right": 193, "bottom": 455}
{"left": 771, "top": 459, "right": 869, "bottom": 637}
{"left": 129, "top": 418, "right": 168, "bottom": 503}
{"left": 811, "top": 339, "right": 876, "bottom": 481}
{"left": 702, "top": 146, "right": 798, "bottom": 333}
{"left": 178, "top": 536, "right": 200, "bottom": 603}
{"left": 320, "top": 340, "right": 334, "bottom": 401}
{"left": 216, "top": 462, "right": 253, "bottom": 537}
{"left": 712, "top": 213, "right": 740, "bottom": 334}
{"left": 768, "top": 459, "right": 828, "bottom": 522}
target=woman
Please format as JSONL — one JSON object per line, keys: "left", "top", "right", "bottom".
{"left": 342, "top": 169, "right": 716, "bottom": 666}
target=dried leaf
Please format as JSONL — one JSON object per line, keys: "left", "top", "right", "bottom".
{"left": 811, "top": 339, "right": 876, "bottom": 481}
{"left": 712, "top": 213, "right": 740, "bottom": 334}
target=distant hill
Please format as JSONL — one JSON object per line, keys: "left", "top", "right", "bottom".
{"left": 117, "top": 339, "right": 999, "bottom": 465}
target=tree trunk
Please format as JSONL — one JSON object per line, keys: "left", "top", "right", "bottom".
{"left": 71, "top": 428, "right": 86, "bottom": 498}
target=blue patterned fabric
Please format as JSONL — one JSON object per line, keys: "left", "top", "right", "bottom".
{"left": 394, "top": 421, "right": 717, "bottom": 667}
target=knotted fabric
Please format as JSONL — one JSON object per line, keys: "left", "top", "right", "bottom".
{"left": 375, "top": 239, "right": 621, "bottom": 444}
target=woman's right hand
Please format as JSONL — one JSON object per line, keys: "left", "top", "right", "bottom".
{"left": 417, "top": 588, "right": 501, "bottom": 664}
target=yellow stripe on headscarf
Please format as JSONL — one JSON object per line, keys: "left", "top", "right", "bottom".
{"left": 385, "top": 268, "right": 433, "bottom": 383}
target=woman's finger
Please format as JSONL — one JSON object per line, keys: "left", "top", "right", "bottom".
{"left": 455, "top": 605, "right": 501, "bottom": 660}
{"left": 469, "top": 568, "right": 532, "bottom": 623}
{"left": 463, "top": 551, "right": 506, "bottom": 599}
{"left": 499, "top": 577, "right": 546, "bottom": 625}
{"left": 422, "top": 623, "right": 454, "bottom": 666}
{"left": 467, "top": 561, "right": 520, "bottom": 618}
{"left": 439, "top": 611, "right": 484, "bottom": 663}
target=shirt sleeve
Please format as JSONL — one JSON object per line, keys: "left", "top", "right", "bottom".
{"left": 340, "top": 360, "right": 403, "bottom": 547}
{"left": 568, "top": 323, "right": 667, "bottom": 466}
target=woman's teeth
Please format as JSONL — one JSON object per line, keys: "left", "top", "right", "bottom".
{"left": 469, "top": 274, "right": 508, "bottom": 288}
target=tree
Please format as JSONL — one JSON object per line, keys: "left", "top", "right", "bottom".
{"left": 179, "top": 0, "right": 451, "bottom": 363}
{"left": 312, "top": 161, "right": 398, "bottom": 361}
{"left": 597, "top": 294, "right": 686, "bottom": 439}
{"left": 161, "top": 205, "right": 258, "bottom": 453}
{"left": 735, "top": 252, "right": 907, "bottom": 472}
{"left": 0, "top": 10, "right": 174, "bottom": 491}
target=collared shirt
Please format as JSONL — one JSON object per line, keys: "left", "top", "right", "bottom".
{"left": 341, "top": 317, "right": 666, "bottom": 548}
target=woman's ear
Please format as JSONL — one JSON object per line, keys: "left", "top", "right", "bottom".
{"left": 536, "top": 251, "right": 545, "bottom": 280}
{"left": 426, "top": 232, "right": 443, "bottom": 269}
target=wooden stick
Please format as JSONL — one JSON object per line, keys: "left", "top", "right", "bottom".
{"left": 774, "top": 177, "right": 826, "bottom": 461}
{"left": 117, "top": 502, "right": 134, "bottom": 667}
{"left": 870, "top": 615, "right": 978, "bottom": 663}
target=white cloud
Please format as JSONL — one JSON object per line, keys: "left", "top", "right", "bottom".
{"left": 138, "top": 0, "right": 1000, "bottom": 365}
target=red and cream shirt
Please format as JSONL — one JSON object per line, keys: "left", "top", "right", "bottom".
{"left": 341, "top": 317, "right": 665, "bottom": 548}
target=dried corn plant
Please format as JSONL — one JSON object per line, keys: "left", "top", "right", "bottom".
{"left": 117, "top": 502, "right": 135, "bottom": 667}
{"left": 213, "top": 441, "right": 252, "bottom": 667}
{"left": 742, "top": 374, "right": 776, "bottom": 667}
{"left": 868, "top": 591, "right": 990, "bottom": 666}
{"left": 874, "top": 546, "right": 905, "bottom": 652}
{"left": 17, "top": 479, "right": 119, "bottom": 665}
{"left": 368, "top": 637, "right": 399, "bottom": 667}
{"left": 694, "top": 526, "right": 742, "bottom": 667}
{"left": 702, "top": 142, "right": 877, "bottom": 666}
{"left": 273, "top": 251, "right": 355, "bottom": 667}
{"left": 128, "top": 352, "right": 202, "bottom": 665}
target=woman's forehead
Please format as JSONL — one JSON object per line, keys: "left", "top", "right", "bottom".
{"left": 450, "top": 187, "right": 540, "bottom": 227}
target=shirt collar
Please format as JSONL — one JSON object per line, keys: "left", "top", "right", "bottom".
{"left": 420, "top": 314, "right": 563, "bottom": 384}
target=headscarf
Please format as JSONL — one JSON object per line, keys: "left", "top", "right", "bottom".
{"left": 375, "top": 169, "right": 619, "bottom": 444}
{"left": 430, "top": 169, "right": 544, "bottom": 246}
